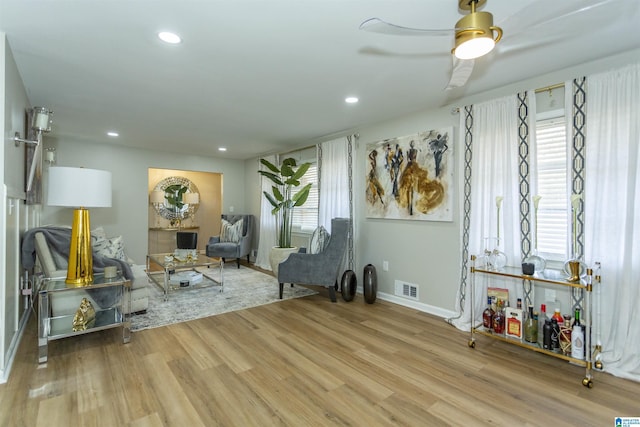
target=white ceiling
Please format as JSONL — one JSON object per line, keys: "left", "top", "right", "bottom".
{"left": 1, "top": 0, "right": 638, "bottom": 160}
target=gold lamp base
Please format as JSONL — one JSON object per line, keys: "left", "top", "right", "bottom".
{"left": 66, "top": 207, "right": 94, "bottom": 287}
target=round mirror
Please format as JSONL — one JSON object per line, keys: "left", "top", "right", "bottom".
{"left": 152, "top": 176, "right": 199, "bottom": 221}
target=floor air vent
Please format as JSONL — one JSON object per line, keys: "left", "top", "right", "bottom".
{"left": 394, "top": 280, "right": 419, "bottom": 300}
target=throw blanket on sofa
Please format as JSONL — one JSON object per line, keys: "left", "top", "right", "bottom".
{"left": 21, "top": 227, "right": 134, "bottom": 308}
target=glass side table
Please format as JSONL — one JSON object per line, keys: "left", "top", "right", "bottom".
{"left": 38, "top": 273, "right": 131, "bottom": 363}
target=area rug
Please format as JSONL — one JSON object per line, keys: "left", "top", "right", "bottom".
{"left": 131, "top": 265, "right": 317, "bottom": 331}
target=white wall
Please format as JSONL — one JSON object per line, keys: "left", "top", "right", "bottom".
{"left": 42, "top": 138, "right": 247, "bottom": 264}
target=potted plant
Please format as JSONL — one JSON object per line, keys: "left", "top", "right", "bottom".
{"left": 163, "top": 183, "right": 188, "bottom": 227}
{"left": 258, "top": 157, "right": 312, "bottom": 274}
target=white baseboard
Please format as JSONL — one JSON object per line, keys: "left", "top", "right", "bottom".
{"left": 357, "top": 287, "right": 457, "bottom": 319}
{"left": 0, "top": 308, "right": 31, "bottom": 384}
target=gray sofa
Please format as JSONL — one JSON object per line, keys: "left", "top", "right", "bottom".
{"left": 27, "top": 227, "right": 149, "bottom": 315}
{"left": 205, "top": 214, "right": 254, "bottom": 268}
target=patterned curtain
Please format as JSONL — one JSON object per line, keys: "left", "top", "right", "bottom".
{"left": 448, "top": 95, "right": 522, "bottom": 330}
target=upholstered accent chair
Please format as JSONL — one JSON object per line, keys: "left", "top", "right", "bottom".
{"left": 278, "top": 217, "right": 349, "bottom": 302}
{"left": 205, "top": 214, "right": 254, "bottom": 268}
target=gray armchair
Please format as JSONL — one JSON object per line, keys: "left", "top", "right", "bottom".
{"left": 206, "top": 215, "right": 254, "bottom": 268}
{"left": 278, "top": 218, "right": 349, "bottom": 302}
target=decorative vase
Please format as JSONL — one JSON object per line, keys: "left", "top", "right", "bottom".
{"left": 363, "top": 264, "right": 377, "bottom": 304}
{"left": 564, "top": 258, "right": 586, "bottom": 282}
{"left": 483, "top": 237, "right": 507, "bottom": 271}
{"left": 341, "top": 270, "right": 357, "bottom": 302}
{"left": 269, "top": 246, "right": 298, "bottom": 277}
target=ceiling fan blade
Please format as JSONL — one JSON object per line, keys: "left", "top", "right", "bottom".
{"left": 359, "top": 18, "right": 452, "bottom": 37}
{"left": 359, "top": 46, "right": 449, "bottom": 59}
{"left": 445, "top": 57, "right": 475, "bottom": 91}
{"left": 499, "top": 0, "right": 620, "bottom": 36}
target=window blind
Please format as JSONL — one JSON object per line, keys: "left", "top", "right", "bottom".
{"left": 535, "top": 117, "right": 568, "bottom": 260}
{"left": 292, "top": 163, "right": 319, "bottom": 231}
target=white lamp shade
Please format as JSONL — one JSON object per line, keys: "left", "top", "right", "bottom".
{"left": 184, "top": 192, "right": 199, "bottom": 204}
{"left": 150, "top": 190, "right": 165, "bottom": 204}
{"left": 48, "top": 166, "right": 112, "bottom": 208}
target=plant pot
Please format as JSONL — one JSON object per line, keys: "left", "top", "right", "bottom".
{"left": 269, "top": 246, "right": 298, "bottom": 277}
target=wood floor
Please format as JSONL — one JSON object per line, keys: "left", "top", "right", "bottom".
{"left": 1, "top": 287, "right": 639, "bottom": 426}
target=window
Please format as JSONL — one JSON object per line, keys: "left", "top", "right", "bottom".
{"left": 534, "top": 112, "right": 568, "bottom": 261}
{"left": 292, "top": 161, "right": 318, "bottom": 232}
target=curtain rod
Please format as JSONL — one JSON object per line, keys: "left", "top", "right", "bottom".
{"left": 535, "top": 82, "right": 565, "bottom": 94}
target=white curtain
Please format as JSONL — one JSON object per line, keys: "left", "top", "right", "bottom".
{"left": 451, "top": 95, "right": 522, "bottom": 331}
{"left": 584, "top": 63, "right": 640, "bottom": 381}
{"left": 318, "top": 137, "right": 351, "bottom": 275}
{"left": 255, "top": 155, "right": 277, "bottom": 270}
{"left": 318, "top": 137, "right": 350, "bottom": 228}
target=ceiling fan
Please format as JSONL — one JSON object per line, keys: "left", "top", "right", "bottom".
{"left": 360, "top": 0, "right": 501, "bottom": 90}
{"left": 359, "top": 0, "right": 621, "bottom": 90}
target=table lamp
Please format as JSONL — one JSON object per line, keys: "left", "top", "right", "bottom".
{"left": 48, "top": 166, "right": 112, "bottom": 286}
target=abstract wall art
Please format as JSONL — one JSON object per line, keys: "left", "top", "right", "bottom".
{"left": 365, "top": 128, "right": 453, "bottom": 221}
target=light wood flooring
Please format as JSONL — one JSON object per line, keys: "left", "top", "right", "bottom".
{"left": 1, "top": 286, "right": 639, "bottom": 426}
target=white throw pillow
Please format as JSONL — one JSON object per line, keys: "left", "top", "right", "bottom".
{"left": 95, "top": 235, "right": 127, "bottom": 261}
{"left": 221, "top": 219, "right": 244, "bottom": 243}
{"left": 309, "top": 226, "right": 330, "bottom": 254}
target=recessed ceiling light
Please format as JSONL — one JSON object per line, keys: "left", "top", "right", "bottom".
{"left": 107, "top": 131, "right": 119, "bottom": 137}
{"left": 345, "top": 97, "right": 359, "bottom": 104}
{"left": 218, "top": 147, "right": 227, "bottom": 152}
{"left": 158, "top": 31, "right": 182, "bottom": 44}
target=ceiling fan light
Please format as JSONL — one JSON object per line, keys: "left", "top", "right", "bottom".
{"left": 452, "top": 10, "right": 502, "bottom": 60}
{"left": 454, "top": 37, "right": 495, "bottom": 60}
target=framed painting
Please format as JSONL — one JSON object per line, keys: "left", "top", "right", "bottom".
{"left": 365, "top": 128, "right": 453, "bottom": 221}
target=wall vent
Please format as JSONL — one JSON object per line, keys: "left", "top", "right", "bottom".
{"left": 394, "top": 280, "right": 419, "bottom": 300}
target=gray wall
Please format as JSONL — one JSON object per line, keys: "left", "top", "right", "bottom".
{"left": 246, "top": 49, "right": 640, "bottom": 317}
{"left": 41, "top": 139, "right": 247, "bottom": 264}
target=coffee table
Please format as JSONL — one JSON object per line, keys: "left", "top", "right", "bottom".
{"left": 146, "top": 252, "right": 223, "bottom": 300}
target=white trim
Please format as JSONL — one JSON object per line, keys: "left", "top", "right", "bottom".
{"left": 360, "top": 288, "right": 457, "bottom": 319}
{"left": 0, "top": 310, "right": 30, "bottom": 384}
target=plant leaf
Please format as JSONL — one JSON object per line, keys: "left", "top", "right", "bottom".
{"left": 258, "top": 170, "right": 284, "bottom": 186}
{"left": 291, "top": 163, "right": 310, "bottom": 180}
{"left": 259, "top": 158, "right": 280, "bottom": 174}
{"left": 292, "top": 183, "right": 311, "bottom": 206}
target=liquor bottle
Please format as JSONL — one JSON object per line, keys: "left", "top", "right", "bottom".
{"left": 524, "top": 305, "right": 538, "bottom": 343}
{"left": 517, "top": 298, "right": 522, "bottom": 310}
{"left": 493, "top": 300, "right": 505, "bottom": 335}
{"left": 571, "top": 325, "right": 585, "bottom": 360}
{"left": 550, "top": 318, "right": 560, "bottom": 353}
{"left": 506, "top": 305, "right": 523, "bottom": 340}
{"left": 572, "top": 309, "right": 585, "bottom": 360}
{"left": 552, "top": 308, "right": 564, "bottom": 325}
{"left": 538, "top": 304, "right": 548, "bottom": 344}
{"left": 482, "top": 296, "right": 495, "bottom": 330}
{"left": 543, "top": 319, "right": 552, "bottom": 350}
{"left": 573, "top": 308, "right": 582, "bottom": 328}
